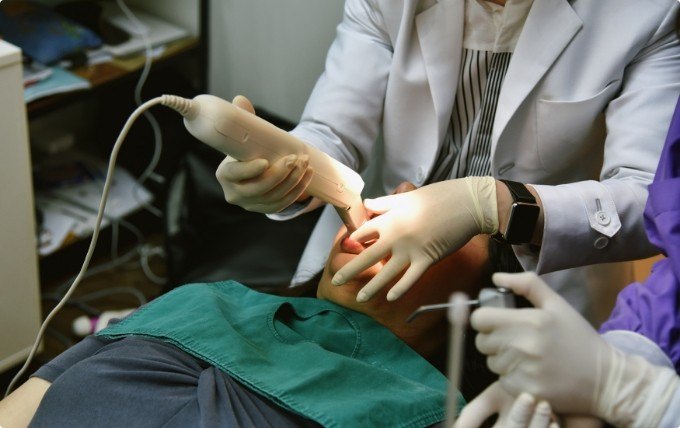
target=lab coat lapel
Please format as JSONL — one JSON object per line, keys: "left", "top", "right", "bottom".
{"left": 416, "top": 0, "right": 464, "bottom": 144}
{"left": 491, "top": 0, "right": 582, "bottom": 150}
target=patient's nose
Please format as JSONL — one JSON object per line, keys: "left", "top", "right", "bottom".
{"left": 341, "top": 236, "right": 365, "bottom": 254}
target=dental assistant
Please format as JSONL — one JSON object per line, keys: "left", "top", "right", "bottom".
{"left": 216, "top": 0, "right": 680, "bottom": 314}
{"left": 459, "top": 97, "right": 680, "bottom": 427}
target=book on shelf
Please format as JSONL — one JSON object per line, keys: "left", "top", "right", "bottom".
{"left": 24, "top": 66, "right": 91, "bottom": 103}
{"left": 23, "top": 60, "right": 53, "bottom": 87}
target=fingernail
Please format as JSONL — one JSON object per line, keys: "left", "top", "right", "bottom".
{"left": 356, "top": 291, "right": 368, "bottom": 303}
{"left": 285, "top": 155, "right": 297, "bottom": 168}
{"left": 386, "top": 291, "right": 399, "bottom": 302}
{"left": 331, "top": 274, "right": 344, "bottom": 286}
{"left": 517, "top": 393, "right": 534, "bottom": 406}
{"left": 299, "top": 155, "right": 309, "bottom": 168}
{"left": 491, "top": 272, "right": 509, "bottom": 284}
{"left": 535, "top": 401, "right": 551, "bottom": 415}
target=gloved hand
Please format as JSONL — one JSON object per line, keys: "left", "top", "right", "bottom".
{"left": 214, "top": 96, "right": 313, "bottom": 213}
{"left": 455, "top": 382, "right": 558, "bottom": 428}
{"left": 471, "top": 272, "right": 680, "bottom": 427}
{"left": 331, "top": 176, "right": 498, "bottom": 302}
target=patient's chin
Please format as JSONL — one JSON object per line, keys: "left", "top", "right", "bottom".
{"left": 329, "top": 253, "right": 354, "bottom": 275}
{"left": 319, "top": 262, "right": 372, "bottom": 306}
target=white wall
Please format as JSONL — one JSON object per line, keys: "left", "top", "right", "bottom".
{"left": 209, "top": 0, "right": 345, "bottom": 123}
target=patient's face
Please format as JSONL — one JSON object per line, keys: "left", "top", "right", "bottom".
{"left": 317, "top": 183, "right": 491, "bottom": 355}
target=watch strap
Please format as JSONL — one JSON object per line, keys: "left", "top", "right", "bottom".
{"left": 500, "top": 179, "right": 536, "bottom": 204}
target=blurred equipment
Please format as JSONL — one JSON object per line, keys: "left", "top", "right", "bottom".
{"left": 99, "top": 2, "right": 188, "bottom": 57}
{"left": 72, "top": 308, "right": 136, "bottom": 336}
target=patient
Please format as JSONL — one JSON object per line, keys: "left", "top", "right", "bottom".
{"left": 0, "top": 183, "right": 502, "bottom": 428}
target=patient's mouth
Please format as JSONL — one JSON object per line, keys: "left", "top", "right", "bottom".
{"left": 341, "top": 236, "right": 365, "bottom": 254}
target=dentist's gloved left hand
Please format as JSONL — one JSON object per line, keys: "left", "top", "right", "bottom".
{"left": 331, "top": 177, "right": 498, "bottom": 302}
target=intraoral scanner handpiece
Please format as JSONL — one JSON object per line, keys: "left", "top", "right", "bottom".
{"left": 165, "top": 94, "right": 368, "bottom": 232}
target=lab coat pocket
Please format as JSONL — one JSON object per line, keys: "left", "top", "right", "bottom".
{"left": 536, "top": 80, "right": 621, "bottom": 174}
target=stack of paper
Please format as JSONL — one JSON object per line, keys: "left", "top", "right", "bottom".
{"left": 35, "top": 156, "right": 153, "bottom": 256}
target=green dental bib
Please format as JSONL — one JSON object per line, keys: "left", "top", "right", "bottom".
{"left": 99, "top": 281, "right": 462, "bottom": 427}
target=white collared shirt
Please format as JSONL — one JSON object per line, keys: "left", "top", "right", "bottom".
{"left": 464, "top": 0, "right": 535, "bottom": 52}
{"left": 428, "top": 0, "right": 534, "bottom": 181}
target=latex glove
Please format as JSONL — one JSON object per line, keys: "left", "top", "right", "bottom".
{"left": 472, "top": 272, "right": 680, "bottom": 427}
{"left": 214, "top": 96, "right": 313, "bottom": 213}
{"left": 331, "top": 176, "right": 498, "bottom": 302}
{"left": 455, "top": 382, "right": 558, "bottom": 428}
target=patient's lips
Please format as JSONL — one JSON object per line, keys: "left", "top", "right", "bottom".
{"left": 341, "top": 236, "right": 365, "bottom": 254}
{"left": 329, "top": 235, "right": 369, "bottom": 279}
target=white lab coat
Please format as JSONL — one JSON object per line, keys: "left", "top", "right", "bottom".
{"left": 274, "top": 0, "right": 680, "bottom": 317}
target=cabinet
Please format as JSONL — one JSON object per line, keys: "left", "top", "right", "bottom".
{"left": 0, "top": 40, "right": 42, "bottom": 373}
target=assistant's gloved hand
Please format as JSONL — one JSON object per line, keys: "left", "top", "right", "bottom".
{"left": 472, "top": 272, "right": 680, "bottom": 427}
{"left": 214, "top": 96, "right": 313, "bottom": 213}
{"left": 455, "top": 382, "right": 558, "bottom": 428}
{"left": 331, "top": 177, "right": 498, "bottom": 302}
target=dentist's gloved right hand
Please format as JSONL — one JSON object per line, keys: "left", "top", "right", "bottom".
{"left": 471, "top": 272, "right": 680, "bottom": 427}
{"left": 215, "top": 96, "right": 313, "bottom": 213}
{"left": 332, "top": 177, "right": 498, "bottom": 302}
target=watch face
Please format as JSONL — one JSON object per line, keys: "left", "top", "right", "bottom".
{"left": 505, "top": 203, "right": 540, "bottom": 244}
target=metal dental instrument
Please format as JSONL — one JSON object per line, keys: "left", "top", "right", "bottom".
{"left": 407, "top": 288, "right": 514, "bottom": 427}
{"left": 406, "top": 287, "right": 516, "bottom": 323}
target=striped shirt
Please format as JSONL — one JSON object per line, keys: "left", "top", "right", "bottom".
{"left": 427, "top": 0, "right": 534, "bottom": 183}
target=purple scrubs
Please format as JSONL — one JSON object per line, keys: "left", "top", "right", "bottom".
{"left": 599, "top": 97, "right": 680, "bottom": 373}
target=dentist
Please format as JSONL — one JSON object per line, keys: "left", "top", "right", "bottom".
{"left": 216, "top": 0, "right": 680, "bottom": 315}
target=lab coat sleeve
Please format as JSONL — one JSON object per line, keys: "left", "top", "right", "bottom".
{"left": 290, "top": 0, "right": 391, "bottom": 170}
{"left": 268, "top": 0, "right": 393, "bottom": 221}
{"left": 518, "top": 4, "right": 680, "bottom": 274}
{"left": 601, "top": 330, "right": 674, "bottom": 370}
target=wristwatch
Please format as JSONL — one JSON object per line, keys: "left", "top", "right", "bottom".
{"left": 493, "top": 179, "right": 540, "bottom": 245}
